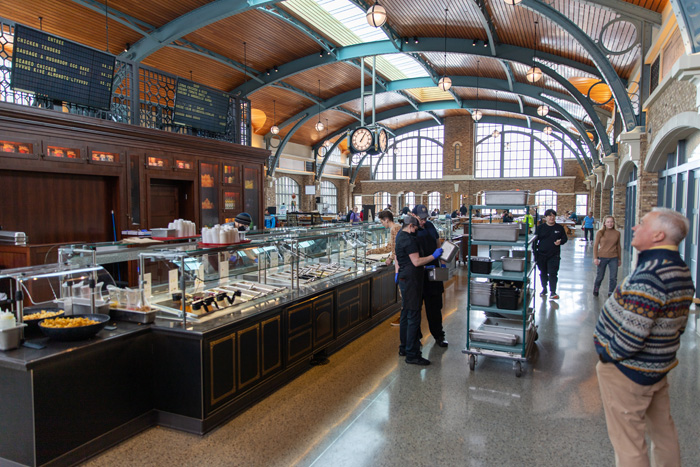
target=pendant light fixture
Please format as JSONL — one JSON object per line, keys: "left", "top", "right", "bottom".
{"left": 492, "top": 91, "right": 500, "bottom": 139}
{"left": 366, "top": 1, "right": 387, "bottom": 28}
{"left": 315, "top": 80, "right": 324, "bottom": 132}
{"left": 544, "top": 125, "right": 553, "bottom": 135}
{"left": 526, "top": 21, "right": 543, "bottom": 83}
{"left": 472, "top": 59, "right": 483, "bottom": 122}
{"left": 503, "top": 0, "right": 522, "bottom": 4}
{"left": 323, "top": 118, "right": 331, "bottom": 147}
{"left": 270, "top": 100, "right": 279, "bottom": 135}
{"left": 437, "top": 6, "right": 452, "bottom": 91}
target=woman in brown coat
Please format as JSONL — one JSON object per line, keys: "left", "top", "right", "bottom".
{"left": 592, "top": 215, "right": 621, "bottom": 297}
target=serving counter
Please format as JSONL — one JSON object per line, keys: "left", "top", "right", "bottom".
{"left": 0, "top": 225, "right": 400, "bottom": 466}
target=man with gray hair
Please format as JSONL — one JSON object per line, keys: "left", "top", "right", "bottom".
{"left": 593, "top": 207, "right": 695, "bottom": 466}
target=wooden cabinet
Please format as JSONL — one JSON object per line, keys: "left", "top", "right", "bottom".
{"left": 200, "top": 161, "right": 219, "bottom": 227}
{"left": 336, "top": 280, "right": 370, "bottom": 337}
{"left": 0, "top": 134, "right": 39, "bottom": 161}
{"left": 285, "top": 291, "right": 334, "bottom": 364}
{"left": 372, "top": 268, "right": 398, "bottom": 315}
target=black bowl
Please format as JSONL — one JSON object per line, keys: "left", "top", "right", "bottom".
{"left": 38, "top": 314, "right": 110, "bottom": 341}
{"left": 22, "top": 307, "right": 65, "bottom": 335}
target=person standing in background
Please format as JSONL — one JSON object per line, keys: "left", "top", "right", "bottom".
{"left": 592, "top": 216, "right": 621, "bottom": 297}
{"left": 349, "top": 206, "right": 362, "bottom": 224}
{"left": 534, "top": 209, "right": 568, "bottom": 300}
{"left": 594, "top": 208, "right": 694, "bottom": 466}
{"left": 394, "top": 215, "right": 443, "bottom": 366}
{"left": 369, "top": 211, "right": 403, "bottom": 327}
{"left": 502, "top": 210, "right": 514, "bottom": 223}
{"left": 264, "top": 209, "right": 276, "bottom": 229}
{"left": 583, "top": 212, "right": 595, "bottom": 241}
{"left": 460, "top": 203, "right": 468, "bottom": 216}
{"left": 412, "top": 204, "right": 448, "bottom": 348}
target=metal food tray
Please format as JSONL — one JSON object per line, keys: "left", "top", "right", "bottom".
{"left": 483, "top": 190, "right": 529, "bottom": 205}
{"left": 109, "top": 307, "right": 157, "bottom": 324}
{"left": 472, "top": 224, "right": 520, "bottom": 242}
{"left": 469, "top": 329, "right": 518, "bottom": 346}
{"left": 501, "top": 257, "right": 525, "bottom": 272}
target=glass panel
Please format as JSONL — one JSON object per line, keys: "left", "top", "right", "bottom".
{"left": 129, "top": 155, "right": 141, "bottom": 225}
{"left": 223, "top": 164, "right": 239, "bottom": 184}
{"left": 224, "top": 190, "right": 240, "bottom": 211}
{"left": 47, "top": 145, "right": 81, "bottom": 159}
{"left": 200, "top": 162, "right": 219, "bottom": 227}
{"left": 243, "top": 167, "right": 259, "bottom": 228}
{"left": 92, "top": 151, "right": 118, "bottom": 163}
{"left": 1, "top": 140, "right": 32, "bottom": 154}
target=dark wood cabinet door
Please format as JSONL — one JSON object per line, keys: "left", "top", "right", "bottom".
{"left": 262, "top": 315, "right": 282, "bottom": 376}
{"left": 313, "top": 292, "right": 334, "bottom": 347}
{"left": 237, "top": 324, "right": 261, "bottom": 390}
{"left": 209, "top": 333, "right": 236, "bottom": 407}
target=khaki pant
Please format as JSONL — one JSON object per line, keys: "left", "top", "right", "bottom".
{"left": 596, "top": 362, "right": 681, "bottom": 467}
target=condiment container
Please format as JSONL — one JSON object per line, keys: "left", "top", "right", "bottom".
{"left": 0, "top": 323, "right": 26, "bottom": 351}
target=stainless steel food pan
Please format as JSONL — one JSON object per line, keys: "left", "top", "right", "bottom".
{"left": 472, "top": 224, "right": 519, "bottom": 242}
{"left": 483, "top": 190, "right": 529, "bottom": 205}
{"left": 501, "top": 257, "right": 525, "bottom": 272}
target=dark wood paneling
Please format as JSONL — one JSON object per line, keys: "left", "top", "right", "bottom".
{"left": 287, "top": 300, "right": 313, "bottom": 334}
{"left": 237, "top": 324, "right": 261, "bottom": 390}
{"left": 287, "top": 328, "right": 312, "bottom": 363}
{"left": 0, "top": 170, "right": 117, "bottom": 244}
{"left": 210, "top": 333, "right": 236, "bottom": 406}
{"left": 153, "top": 332, "right": 202, "bottom": 419}
{"left": 0, "top": 367, "right": 34, "bottom": 466}
{"left": 261, "top": 315, "right": 282, "bottom": 376}
{"left": 313, "top": 292, "right": 334, "bottom": 347}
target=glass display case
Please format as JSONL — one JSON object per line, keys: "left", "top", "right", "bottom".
{"left": 138, "top": 228, "right": 371, "bottom": 326}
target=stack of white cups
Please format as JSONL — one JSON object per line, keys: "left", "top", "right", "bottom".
{"left": 167, "top": 219, "right": 196, "bottom": 237}
{"left": 202, "top": 224, "right": 240, "bottom": 244}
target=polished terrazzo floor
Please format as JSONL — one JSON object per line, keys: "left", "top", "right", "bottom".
{"left": 84, "top": 236, "right": 700, "bottom": 466}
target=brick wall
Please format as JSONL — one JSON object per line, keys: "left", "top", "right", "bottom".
{"left": 443, "top": 115, "right": 475, "bottom": 176}
{"left": 646, "top": 80, "right": 696, "bottom": 137}
{"left": 636, "top": 134, "right": 658, "bottom": 217}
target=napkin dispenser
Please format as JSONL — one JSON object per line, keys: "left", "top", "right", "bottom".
{"left": 0, "top": 230, "right": 27, "bottom": 246}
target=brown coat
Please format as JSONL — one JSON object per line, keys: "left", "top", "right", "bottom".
{"left": 593, "top": 228, "right": 621, "bottom": 260}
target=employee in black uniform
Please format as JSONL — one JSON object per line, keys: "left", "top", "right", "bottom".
{"left": 412, "top": 204, "right": 448, "bottom": 348}
{"left": 534, "top": 209, "right": 568, "bottom": 300}
{"left": 395, "top": 215, "right": 443, "bottom": 365}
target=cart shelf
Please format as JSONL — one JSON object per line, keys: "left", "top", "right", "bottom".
{"left": 470, "top": 263, "right": 536, "bottom": 281}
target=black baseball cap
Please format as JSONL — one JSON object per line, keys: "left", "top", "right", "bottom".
{"left": 412, "top": 204, "right": 429, "bottom": 219}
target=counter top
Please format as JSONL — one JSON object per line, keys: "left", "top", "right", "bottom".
{"left": 0, "top": 321, "right": 150, "bottom": 371}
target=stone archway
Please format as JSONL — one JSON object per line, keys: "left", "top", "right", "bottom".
{"left": 645, "top": 111, "right": 700, "bottom": 172}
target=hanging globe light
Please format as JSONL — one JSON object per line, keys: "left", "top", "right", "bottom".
{"left": 544, "top": 125, "right": 553, "bottom": 135}
{"left": 323, "top": 139, "right": 332, "bottom": 148}
{"left": 492, "top": 129, "right": 500, "bottom": 139}
{"left": 526, "top": 66, "right": 543, "bottom": 83}
{"left": 438, "top": 76, "right": 452, "bottom": 91}
{"left": 537, "top": 104, "right": 549, "bottom": 117}
{"left": 270, "top": 125, "right": 279, "bottom": 135}
{"left": 366, "top": 1, "right": 387, "bottom": 28}
{"left": 503, "top": 0, "right": 522, "bottom": 4}
{"left": 315, "top": 120, "right": 324, "bottom": 132}
{"left": 472, "top": 109, "right": 483, "bottom": 122}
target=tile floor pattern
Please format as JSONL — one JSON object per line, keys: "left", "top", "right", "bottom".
{"left": 84, "top": 237, "right": 700, "bottom": 466}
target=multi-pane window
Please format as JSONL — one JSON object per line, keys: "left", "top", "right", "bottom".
{"left": 404, "top": 192, "right": 416, "bottom": 210}
{"left": 373, "top": 152, "right": 393, "bottom": 180}
{"left": 276, "top": 176, "right": 300, "bottom": 211}
{"left": 532, "top": 139, "right": 558, "bottom": 177}
{"left": 475, "top": 124, "right": 562, "bottom": 178}
{"left": 576, "top": 194, "right": 588, "bottom": 216}
{"left": 535, "top": 189, "right": 558, "bottom": 213}
{"left": 320, "top": 181, "right": 337, "bottom": 212}
{"left": 428, "top": 192, "right": 441, "bottom": 213}
{"left": 376, "top": 127, "right": 443, "bottom": 180}
{"left": 374, "top": 191, "right": 391, "bottom": 209}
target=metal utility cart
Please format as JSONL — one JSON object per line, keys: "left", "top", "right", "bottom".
{"left": 463, "top": 203, "right": 538, "bottom": 377}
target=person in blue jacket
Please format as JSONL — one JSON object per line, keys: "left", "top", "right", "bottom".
{"left": 583, "top": 212, "right": 595, "bottom": 241}
{"left": 264, "top": 209, "right": 275, "bottom": 229}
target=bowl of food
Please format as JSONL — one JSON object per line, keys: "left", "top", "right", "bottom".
{"left": 23, "top": 308, "right": 65, "bottom": 334}
{"left": 38, "top": 314, "right": 110, "bottom": 341}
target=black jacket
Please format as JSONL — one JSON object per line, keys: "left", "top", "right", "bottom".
{"left": 534, "top": 222, "right": 568, "bottom": 259}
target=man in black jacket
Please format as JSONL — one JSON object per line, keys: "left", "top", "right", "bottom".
{"left": 534, "top": 209, "right": 567, "bottom": 300}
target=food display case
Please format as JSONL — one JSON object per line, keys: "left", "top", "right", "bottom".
{"left": 139, "top": 227, "right": 371, "bottom": 327}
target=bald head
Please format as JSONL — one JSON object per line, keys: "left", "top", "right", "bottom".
{"left": 651, "top": 208, "right": 689, "bottom": 245}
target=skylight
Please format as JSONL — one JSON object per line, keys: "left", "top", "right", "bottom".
{"left": 284, "top": 0, "right": 430, "bottom": 80}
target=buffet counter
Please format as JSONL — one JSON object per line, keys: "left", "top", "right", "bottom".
{"left": 0, "top": 227, "right": 399, "bottom": 466}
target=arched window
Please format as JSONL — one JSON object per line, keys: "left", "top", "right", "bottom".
{"left": 319, "top": 181, "right": 338, "bottom": 213}
{"left": 374, "top": 191, "right": 391, "bottom": 209}
{"left": 404, "top": 192, "right": 416, "bottom": 210}
{"left": 373, "top": 126, "right": 444, "bottom": 180}
{"left": 275, "top": 177, "right": 300, "bottom": 211}
{"left": 475, "top": 123, "right": 562, "bottom": 178}
{"left": 428, "top": 192, "right": 441, "bottom": 213}
{"left": 453, "top": 142, "right": 462, "bottom": 169}
{"left": 535, "top": 189, "right": 558, "bottom": 214}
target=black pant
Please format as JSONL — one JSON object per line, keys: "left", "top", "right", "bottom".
{"left": 537, "top": 255, "right": 560, "bottom": 294}
{"left": 422, "top": 290, "right": 444, "bottom": 341}
{"left": 584, "top": 228, "right": 594, "bottom": 241}
{"left": 398, "top": 277, "right": 423, "bottom": 359}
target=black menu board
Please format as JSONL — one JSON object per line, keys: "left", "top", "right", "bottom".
{"left": 173, "top": 78, "right": 229, "bottom": 133}
{"left": 10, "top": 24, "right": 115, "bottom": 110}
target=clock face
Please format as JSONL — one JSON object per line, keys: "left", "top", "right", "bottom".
{"left": 378, "top": 129, "right": 388, "bottom": 153}
{"left": 350, "top": 127, "right": 373, "bottom": 153}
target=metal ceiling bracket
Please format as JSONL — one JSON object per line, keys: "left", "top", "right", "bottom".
{"left": 520, "top": 0, "right": 637, "bottom": 131}
{"left": 670, "top": 0, "right": 700, "bottom": 54}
